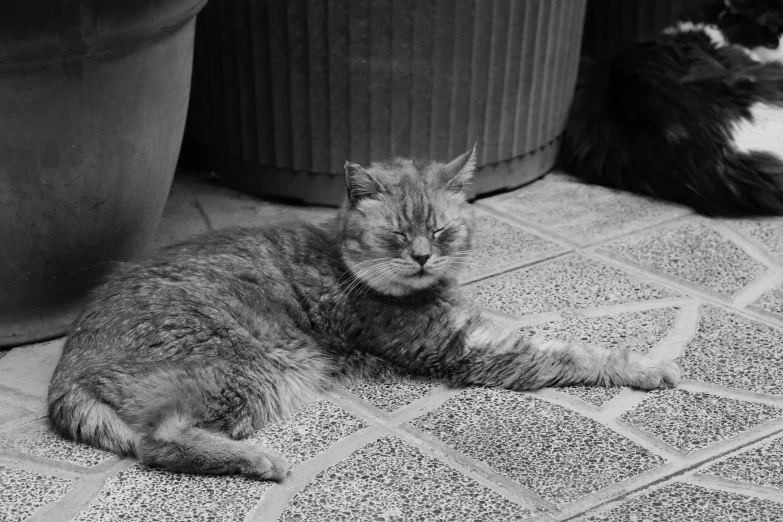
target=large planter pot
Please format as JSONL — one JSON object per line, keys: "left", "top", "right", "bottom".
{"left": 180, "top": 0, "right": 587, "bottom": 205}
{"left": 0, "top": 0, "right": 208, "bottom": 347}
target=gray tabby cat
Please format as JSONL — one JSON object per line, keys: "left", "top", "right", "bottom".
{"left": 48, "top": 148, "right": 680, "bottom": 481}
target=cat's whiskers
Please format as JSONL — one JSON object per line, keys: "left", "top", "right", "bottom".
{"left": 340, "top": 261, "right": 399, "bottom": 300}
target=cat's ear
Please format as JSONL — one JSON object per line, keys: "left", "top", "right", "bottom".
{"left": 345, "top": 161, "right": 384, "bottom": 204}
{"left": 441, "top": 144, "right": 478, "bottom": 194}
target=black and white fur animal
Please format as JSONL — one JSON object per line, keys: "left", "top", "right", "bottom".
{"left": 560, "top": 0, "right": 783, "bottom": 216}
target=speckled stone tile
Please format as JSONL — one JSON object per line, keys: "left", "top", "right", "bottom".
{"left": 492, "top": 173, "right": 688, "bottom": 244}
{"left": 620, "top": 390, "right": 783, "bottom": 454}
{"left": 680, "top": 306, "right": 783, "bottom": 396}
{"left": 703, "top": 436, "right": 783, "bottom": 490}
{"left": 577, "top": 481, "right": 783, "bottom": 521}
{"left": 74, "top": 464, "right": 271, "bottom": 522}
{"left": 728, "top": 218, "right": 783, "bottom": 260}
{"left": 604, "top": 221, "right": 767, "bottom": 296}
{"left": 460, "top": 215, "right": 567, "bottom": 281}
{"left": 555, "top": 386, "right": 625, "bottom": 408}
{"left": 0, "top": 423, "right": 115, "bottom": 467}
{"left": 279, "top": 436, "right": 536, "bottom": 521}
{"left": 247, "top": 398, "right": 367, "bottom": 467}
{"left": 517, "top": 308, "right": 678, "bottom": 407}
{"left": 465, "top": 254, "right": 677, "bottom": 317}
{"left": 0, "top": 465, "right": 73, "bottom": 522}
{"left": 413, "top": 388, "right": 665, "bottom": 506}
{"left": 751, "top": 283, "right": 783, "bottom": 318}
{"left": 345, "top": 377, "right": 440, "bottom": 413}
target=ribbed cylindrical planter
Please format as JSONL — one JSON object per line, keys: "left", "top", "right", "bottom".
{"left": 0, "top": 0, "right": 208, "bottom": 347}
{"left": 180, "top": 0, "right": 587, "bottom": 205}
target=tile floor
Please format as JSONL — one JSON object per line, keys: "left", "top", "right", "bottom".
{"left": 2, "top": 170, "right": 783, "bottom": 521}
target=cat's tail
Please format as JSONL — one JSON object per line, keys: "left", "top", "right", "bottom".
{"left": 48, "top": 381, "right": 138, "bottom": 456}
{"left": 558, "top": 56, "right": 783, "bottom": 216}
{"left": 713, "top": 151, "right": 783, "bottom": 215}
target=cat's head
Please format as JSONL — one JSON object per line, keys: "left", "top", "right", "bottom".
{"left": 718, "top": 0, "right": 783, "bottom": 61}
{"left": 337, "top": 148, "right": 477, "bottom": 297}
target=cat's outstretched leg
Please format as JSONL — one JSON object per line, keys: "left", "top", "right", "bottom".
{"left": 447, "top": 320, "right": 679, "bottom": 391}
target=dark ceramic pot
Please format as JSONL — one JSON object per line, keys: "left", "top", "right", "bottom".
{"left": 180, "top": 0, "right": 588, "bottom": 205}
{"left": 0, "top": 0, "right": 208, "bottom": 346}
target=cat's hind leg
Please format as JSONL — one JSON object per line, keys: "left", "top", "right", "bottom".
{"left": 120, "top": 369, "right": 292, "bottom": 481}
{"left": 130, "top": 390, "right": 290, "bottom": 481}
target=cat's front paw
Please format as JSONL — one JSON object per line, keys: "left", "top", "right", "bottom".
{"left": 632, "top": 357, "right": 681, "bottom": 391}
{"left": 241, "top": 446, "right": 291, "bottom": 482}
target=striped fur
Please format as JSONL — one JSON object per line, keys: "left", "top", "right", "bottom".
{"left": 48, "top": 148, "right": 679, "bottom": 481}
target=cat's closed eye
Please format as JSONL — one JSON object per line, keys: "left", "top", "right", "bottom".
{"left": 433, "top": 226, "right": 447, "bottom": 238}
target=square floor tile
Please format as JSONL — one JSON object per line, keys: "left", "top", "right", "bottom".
{"left": 702, "top": 436, "right": 783, "bottom": 490}
{"left": 465, "top": 255, "right": 678, "bottom": 317}
{"left": 0, "top": 422, "right": 115, "bottom": 467}
{"left": 576, "top": 481, "right": 783, "bottom": 521}
{"left": 604, "top": 222, "right": 767, "bottom": 296}
{"left": 460, "top": 215, "right": 567, "bottom": 282}
{"left": 728, "top": 218, "right": 783, "bottom": 261}
{"left": 413, "top": 388, "right": 665, "bottom": 506}
{"left": 0, "top": 465, "right": 72, "bottom": 522}
{"left": 345, "top": 377, "right": 440, "bottom": 413}
{"left": 247, "top": 398, "right": 367, "bottom": 467}
{"left": 680, "top": 306, "right": 783, "bottom": 396}
{"left": 751, "top": 283, "right": 783, "bottom": 318}
{"left": 518, "top": 308, "right": 679, "bottom": 407}
{"left": 74, "top": 464, "right": 271, "bottom": 522}
{"left": 491, "top": 173, "right": 689, "bottom": 244}
{"left": 279, "top": 436, "right": 537, "bottom": 521}
{"left": 620, "top": 389, "right": 783, "bottom": 454}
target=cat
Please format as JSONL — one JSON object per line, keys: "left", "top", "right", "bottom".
{"left": 560, "top": 0, "right": 783, "bottom": 216}
{"left": 47, "top": 147, "right": 680, "bottom": 481}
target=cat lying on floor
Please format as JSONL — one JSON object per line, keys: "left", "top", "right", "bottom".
{"left": 48, "top": 148, "right": 679, "bottom": 481}
{"left": 560, "top": 0, "right": 783, "bottom": 216}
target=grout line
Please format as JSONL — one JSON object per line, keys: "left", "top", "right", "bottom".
{"left": 473, "top": 202, "right": 583, "bottom": 249}
{"left": 24, "top": 459, "right": 135, "bottom": 522}
{"left": 460, "top": 249, "right": 571, "bottom": 286}
{"left": 584, "top": 248, "right": 783, "bottom": 331}
{"left": 589, "top": 248, "right": 732, "bottom": 304}
{"left": 678, "top": 380, "right": 783, "bottom": 408}
{"left": 595, "top": 389, "right": 650, "bottom": 421}
{"left": 395, "top": 423, "right": 556, "bottom": 513}
{"left": 525, "top": 390, "right": 686, "bottom": 463}
{"left": 557, "top": 419, "right": 783, "bottom": 520}
{"left": 712, "top": 220, "right": 783, "bottom": 270}
{"left": 194, "top": 197, "right": 215, "bottom": 230}
{"left": 648, "top": 301, "right": 700, "bottom": 360}
{"left": 732, "top": 270, "right": 783, "bottom": 309}
{"left": 685, "top": 474, "right": 783, "bottom": 504}
{"left": 573, "top": 297, "right": 693, "bottom": 318}
{"left": 249, "top": 426, "right": 387, "bottom": 522}
{"left": 326, "top": 388, "right": 554, "bottom": 513}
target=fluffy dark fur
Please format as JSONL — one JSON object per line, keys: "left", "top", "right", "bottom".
{"left": 560, "top": 0, "right": 783, "bottom": 216}
{"left": 48, "top": 148, "right": 680, "bottom": 481}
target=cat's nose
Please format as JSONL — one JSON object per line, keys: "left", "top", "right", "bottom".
{"left": 412, "top": 254, "right": 430, "bottom": 266}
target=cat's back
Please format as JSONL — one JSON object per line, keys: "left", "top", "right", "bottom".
{"left": 58, "top": 219, "right": 338, "bottom": 363}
